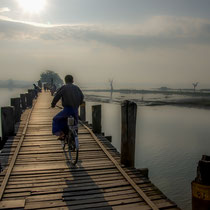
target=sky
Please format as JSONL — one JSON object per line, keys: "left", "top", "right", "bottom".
{"left": 0, "top": 0, "right": 210, "bottom": 88}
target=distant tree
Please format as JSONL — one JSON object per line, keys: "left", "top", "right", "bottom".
{"left": 109, "top": 79, "right": 114, "bottom": 101}
{"left": 40, "top": 70, "right": 63, "bottom": 87}
{"left": 109, "top": 79, "right": 114, "bottom": 92}
{"left": 192, "top": 82, "right": 198, "bottom": 92}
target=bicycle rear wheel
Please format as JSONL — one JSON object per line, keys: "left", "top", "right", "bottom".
{"left": 67, "top": 131, "right": 79, "bottom": 165}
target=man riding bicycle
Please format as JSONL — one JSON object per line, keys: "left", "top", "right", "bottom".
{"left": 51, "top": 75, "right": 84, "bottom": 140}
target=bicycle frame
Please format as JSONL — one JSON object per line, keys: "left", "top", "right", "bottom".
{"left": 65, "top": 116, "right": 79, "bottom": 165}
{"left": 67, "top": 117, "right": 79, "bottom": 150}
{"left": 55, "top": 106, "right": 79, "bottom": 165}
{"left": 56, "top": 105, "right": 79, "bottom": 165}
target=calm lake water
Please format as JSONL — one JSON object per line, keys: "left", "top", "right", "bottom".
{"left": 1, "top": 88, "right": 210, "bottom": 210}
{"left": 85, "top": 100, "right": 210, "bottom": 210}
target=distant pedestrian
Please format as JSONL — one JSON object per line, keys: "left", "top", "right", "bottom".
{"left": 38, "top": 80, "right": 42, "bottom": 89}
{"left": 33, "top": 84, "right": 40, "bottom": 97}
{"left": 44, "top": 84, "right": 47, "bottom": 92}
{"left": 50, "top": 84, "right": 57, "bottom": 96}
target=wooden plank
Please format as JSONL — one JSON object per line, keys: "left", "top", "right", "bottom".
{"left": 5, "top": 179, "right": 129, "bottom": 194}
{"left": 2, "top": 192, "right": 31, "bottom": 198}
{"left": 26, "top": 188, "right": 135, "bottom": 202}
{"left": 0, "top": 199, "right": 25, "bottom": 209}
{"left": 6, "top": 175, "right": 125, "bottom": 189}
{"left": 24, "top": 197, "right": 143, "bottom": 209}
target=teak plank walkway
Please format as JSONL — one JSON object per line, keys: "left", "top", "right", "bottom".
{"left": 0, "top": 92, "right": 180, "bottom": 209}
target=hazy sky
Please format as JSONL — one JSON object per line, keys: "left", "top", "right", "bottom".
{"left": 0, "top": 0, "right": 210, "bottom": 88}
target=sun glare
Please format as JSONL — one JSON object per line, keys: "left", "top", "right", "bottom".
{"left": 17, "top": 0, "right": 46, "bottom": 14}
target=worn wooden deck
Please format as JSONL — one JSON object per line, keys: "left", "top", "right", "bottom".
{"left": 0, "top": 92, "right": 180, "bottom": 209}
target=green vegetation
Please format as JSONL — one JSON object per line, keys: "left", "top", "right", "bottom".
{"left": 40, "top": 70, "right": 63, "bottom": 87}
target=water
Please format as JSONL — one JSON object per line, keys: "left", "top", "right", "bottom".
{"left": 0, "top": 88, "right": 28, "bottom": 137}
{"left": 85, "top": 100, "right": 210, "bottom": 210}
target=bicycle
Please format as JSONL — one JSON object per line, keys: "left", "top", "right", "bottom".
{"left": 55, "top": 106, "right": 79, "bottom": 165}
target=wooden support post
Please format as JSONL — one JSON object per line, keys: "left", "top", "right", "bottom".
{"left": 25, "top": 93, "right": 32, "bottom": 107}
{"left": 1, "top": 106, "right": 15, "bottom": 142}
{"left": 192, "top": 155, "right": 210, "bottom": 210}
{"left": 0, "top": 157, "right": 2, "bottom": 172}
{"left": 10, "top": 98, "right": 21, "bottom": 123}
{"left": 92, "top": 105, "right": 101, "bottom": 134}
{"left": 138, "top": 168, "right": 149, "bottom": 178}
{"left": 28, "top": 89, "right": 35, "bottom": 99}
{"left": 121, "top": 100, "right": 137, "bottom": 167}
{"left": 20, "top": 94, "right": 26, "bottom": 110}
{"left": 105, "top": 136, "right": 112, "bottom": 142}
{"left": 80, "top": 102, "right": 86, "bottom": 121}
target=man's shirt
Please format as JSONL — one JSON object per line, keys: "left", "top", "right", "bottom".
{"left": 51, "top": 83, "right": 84, "bottom": 108}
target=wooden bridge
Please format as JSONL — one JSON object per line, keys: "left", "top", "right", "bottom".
{"left": 0, "top": 92, "right": 180, "bottom": 209}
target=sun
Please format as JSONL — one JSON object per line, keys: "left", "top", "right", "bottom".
{"left": 17, "top": 0, "right": 46, "bottom": 14}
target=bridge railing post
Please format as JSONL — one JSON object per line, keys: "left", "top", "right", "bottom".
{"left": 121, "top": 100, "right": 137, "bottom": 167}
{"left": 80, "top": 102, "right": 86, "bottom": 122}
{"left": 25, "top": 93, "right": 32, "bottom": 107}
{"left": 92, "top": 105, "right": 101, "bottom": 134}
{"left": 1, "top": 106, "right": 15, "bottom": 145}
{"left": 10, "top": 98, "right": 21, "bottom": 123}
{"left": 20, "top": 94, "right": 27, "bottom": 110}
{"left": 28, "top": 89, "right": 35, "bottom": 100}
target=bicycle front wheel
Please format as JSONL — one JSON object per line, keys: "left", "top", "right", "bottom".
{"left": 67, "top": 131, "right": 79, "bottom": 165}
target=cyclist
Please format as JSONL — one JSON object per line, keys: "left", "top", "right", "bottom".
{"left": 51, "top": 75, "right": 84, "bottom": 140}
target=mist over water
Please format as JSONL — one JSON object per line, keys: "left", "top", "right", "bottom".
{"left": 0, "top": 88, "right": 29, "bottom": 107}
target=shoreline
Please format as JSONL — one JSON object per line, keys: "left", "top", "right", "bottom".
{"left": 84, "top": 91, "right": 210, "bottom": 110}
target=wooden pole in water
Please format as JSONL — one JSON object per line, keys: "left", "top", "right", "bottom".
{"left": 10, "top": 98, "right": 21, "bottom": 123}
{"left": 105, "top": 136, "right": 112, "bottom": 142}
{"left": 92, "top": 105, "right": 101, "bottom": 134}
{"left": 121, "top": 100, "right": 137, "bottom": 167}
{"left": 28, "top": 89, "right": 35, "bottom": 99}
{"left": 1, "top": 106, "right": 15, "bottom": 143}
{"left": 20, "top": 94, "right": 27, "bottom": 110}
{"left": 25, "top": 93, "right": 32, "bottom": 107}
{"left": 192, "top": 155, "right": 210, "bottom": 210}
{"left": 80, "top": 102, "right": 86, "bottom": 122}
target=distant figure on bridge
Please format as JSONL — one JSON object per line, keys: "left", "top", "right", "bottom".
{"left": 33, "top": 84, "right": 41, "bottom": 98}
{"left": 43, "top": 83, "right": 47, "bottom": 92}
{"left": 51, "top": 75, "right": 84, "bottom": 139}
{"left": 38, "top": 80, "right": 42, "bottom": 89}
{"left": 50, "top": 84, "right": 57, "bottom": 96}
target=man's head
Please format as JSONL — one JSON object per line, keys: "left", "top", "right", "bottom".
{"left": 65, "top": 75, "right": 74, "bottom": 84}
